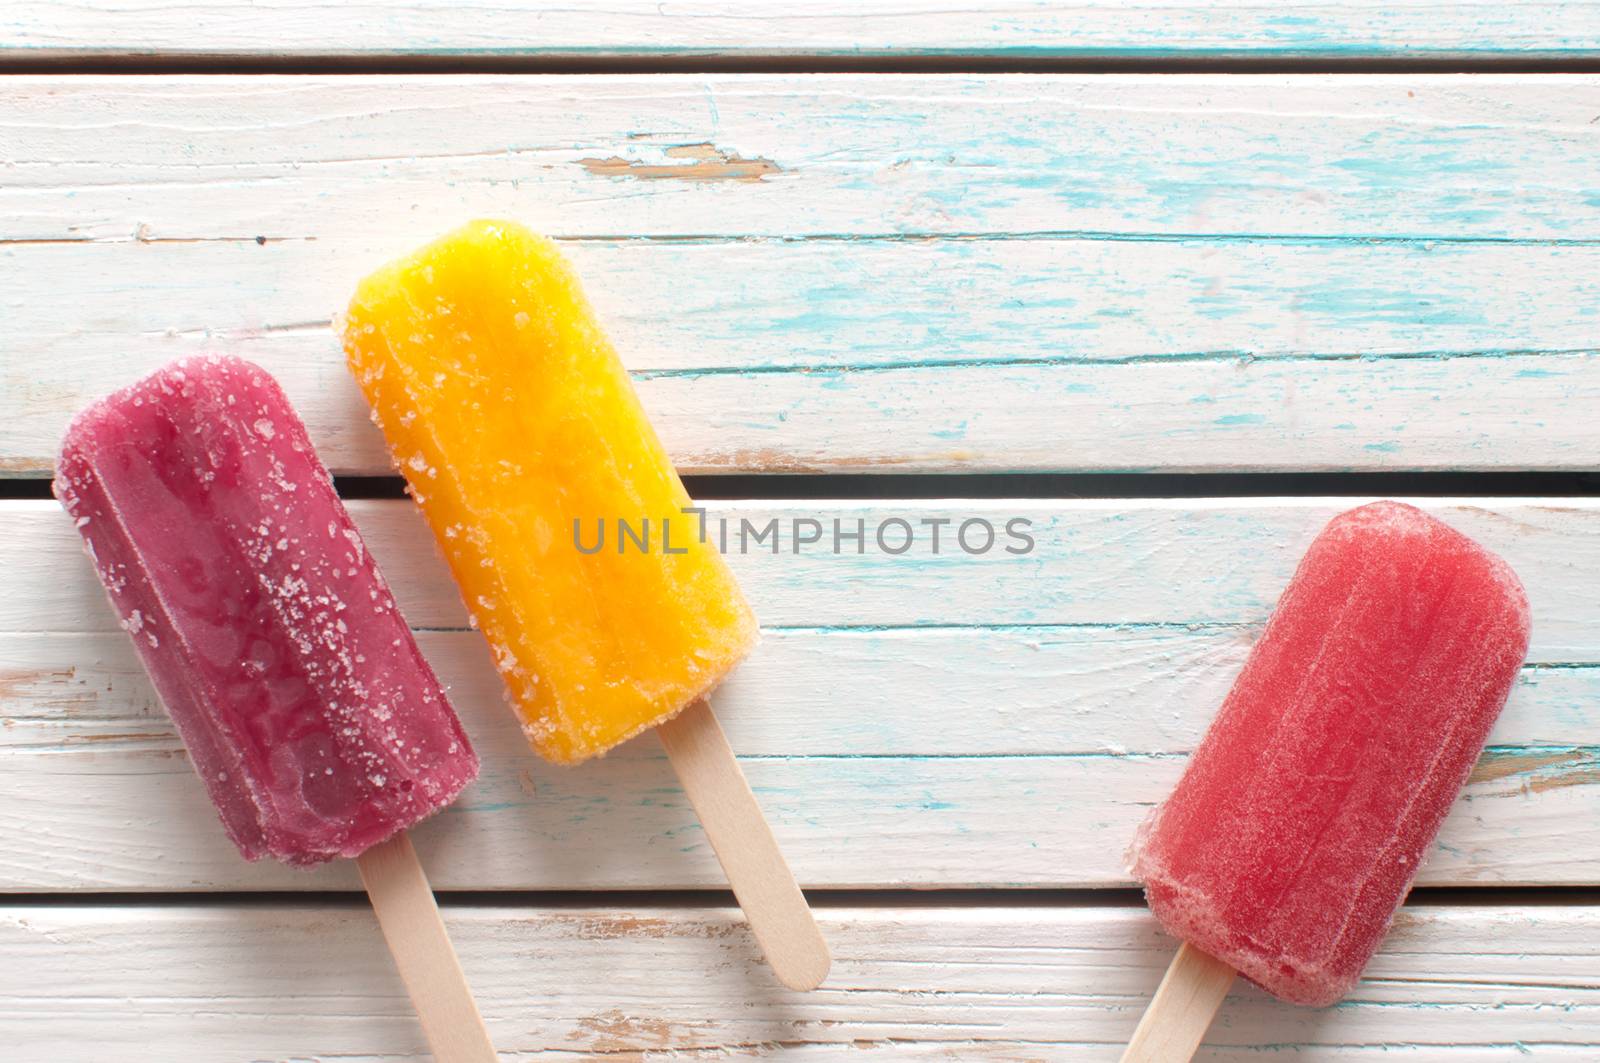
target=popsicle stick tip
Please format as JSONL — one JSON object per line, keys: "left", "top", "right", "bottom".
{"left": 657, "top": 700, "right": 830, "bottom": 992}
{"left": 358, "top": 833, "right": 498, "bottom": 1063}
{"left": 768, "top": 928, "right": 832, "bottom": 992}
{"left": 773, "top": 935, "right": 831, "bottom": 992}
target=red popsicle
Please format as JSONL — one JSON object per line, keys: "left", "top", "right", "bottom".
{"left": 56, "top": 356, "right": 496, "bottom": 1061}
{"left": 1122, "top": 501, "right": 1531, "bottom": 1059}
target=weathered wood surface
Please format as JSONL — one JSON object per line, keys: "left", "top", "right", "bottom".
{"left": 5, "top": 14, "right": 1596, "bottom": 1059}
{"left": 4, "top": 497, "right": 1596, "bottom": 890}
{"left": 2, "top": 903, "right": 1597, "bottom": 1059}
{"left": 6, "top": 1, "right": 1600, "bottom": 59}
{"left": 5, "top": 76, "right": 1600, "bottom": 474}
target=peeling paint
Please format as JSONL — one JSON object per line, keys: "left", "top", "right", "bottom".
{"left": 569, "top": 915, "right": 678, "bottom": 941}
{"left": 573, "top": 1007, "right": 709, "bottom": 1053}
{"left": 568, "top": 914, "right": 738, "bottom": 942}
{"left": 0, "top": 668, "right": 76, "bottom": 703}
{"left": 64, "top": 730, "right": 174, "bottom": 745}
{"left": 681, "top": 448, "right": 915, "bottom": 474}
{"left": 1470, "top": 748, "right": 1600, "bottom": 793}
{"left": 579, "top": 143, "right": 781, "bottom": 183}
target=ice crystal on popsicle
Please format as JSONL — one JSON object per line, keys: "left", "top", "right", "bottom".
{"left": 341, "top": 221, "right": 758, "bottom": 764}
{"left": 56, "top": 356, "right": 478, "bottom": 865}
{"left": 1129, "top": 501, "right": 1531, "bottom": 1006}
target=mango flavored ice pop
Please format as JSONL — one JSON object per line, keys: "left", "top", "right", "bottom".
{"left": 56, "top": 356, "right": 496, "bottom": 1062}
{"left": 343, "top": 220, "right": 828, "bottom": 990}
{"left": 1121, "top": 502, "right": 1531, "bottom": 1062}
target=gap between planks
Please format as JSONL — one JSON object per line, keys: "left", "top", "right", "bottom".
{"left": 13, "top": 56, "right": 1600, "bottom": 75}
{"left": 7, "top": 0, "right": 1600, "bottom": 67}
{"left": 2, "top": 886, "right": 1598, "bottom": 909}
{"left": 7, "top": 472, "right": 1600, "bottom": 499}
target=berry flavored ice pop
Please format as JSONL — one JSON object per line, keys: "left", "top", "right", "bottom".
{"left": 1121, "top": 501, "right": 1531, "bottom": 1061}
{"left": 56, "top": 356, "right": 496, "bottom": 1062}
{"left": 342, "top": 220, "right": 828, "bottom": 991}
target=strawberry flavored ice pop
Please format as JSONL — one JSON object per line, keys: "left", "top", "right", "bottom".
{"left": 1122, "top": 501, "right": 1531, "bottom": 1060}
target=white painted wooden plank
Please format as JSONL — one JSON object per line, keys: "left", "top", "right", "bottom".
{"left": 10, "top": 629, "right": 1597, "bottom": 755}
{"left": 7, "top": 237, "right": 1600, "bottom": 475}
{"left": 11, "top": 348, "right": 1598, "bottom": 475}
{"left": 9, "top": 77, "right": 1598, "bottom": 242}
{"left": 12, "top": 239, "right": 1600, "bottom": 373}
{"left": 5, "top": 76, "right": 1599, "bottom": 474}
{"left": 6, "top": 1, "right": 1600, "bottom": 59}
{"left": 3, "top": 498, "right": 1596, "bottom": 890}
{"left": 2, "top": 903, "right": 1597, "bottom": 1060}
{"left": 606, "top": 351, "right": 1600, "bottom": 474}
{"left": 8, "top": 499, "right": 1596, "bottom": 661}
{"left": 1, "top": 688, "right": 1593, "bottom": 890}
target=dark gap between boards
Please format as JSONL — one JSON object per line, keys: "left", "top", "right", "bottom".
{"left": 8, "top": 54, "right": 1600, "bottom": 75}
{"left": 6, "top": 472, "right": 1600, "bottom": 503}
{"left": 0, "top": 885, "right": 1594, "bottom": 909}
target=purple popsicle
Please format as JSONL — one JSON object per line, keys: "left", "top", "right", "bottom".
{"left": 55, "top": 355, "right": 478, "bottom": 865}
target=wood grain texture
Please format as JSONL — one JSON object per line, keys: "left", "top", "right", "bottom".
{"left": 5, "top": 1, "right": 1600, "bottom": 59}
{"left": 3, "top": 497, "right": 1596, "bottom": 891}
{"left": 12, "top": 498, "right": 1599, "bottom": 659}
{"left": 2, "top": 903, "right": 1598, "bottom": 1060}
{"left": 5, "top": 76, "right": 1600, "bottom": 474}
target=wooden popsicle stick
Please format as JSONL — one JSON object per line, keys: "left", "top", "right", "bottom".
{"left": 1121, "top": 941, "right": 1236, "bottom": 1063}
{"left": 356, "top": 831, "right": 499, "bottom": 1063}
{"left": 657, "top": 697, "right": 831, "bottom": 992}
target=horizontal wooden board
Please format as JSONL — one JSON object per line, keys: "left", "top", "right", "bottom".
{"left": 2, "top": 693, "right": 1594, "bottom": 891}
{"left": 14, "top": 239, "right": 1600, "bottom": 375}
{"left": 13, "top": 498, "right": 1599, "bottom": 659}
{"left": 3, "top": 903, "right": 1598, "bottom": 1059}
{"left": 12, "top": 77, "right": 1598, "bottom": 242}
{"left": 13, "top": 344, "right": 1599, "bottom": 476}
{"left": 5, "top": 76, "right": 1600, "bottom": 474}
{"left": 6, "top": 1, "right": 1600, "bottom": 59}
{"left": 4, "top": 497, "right": 1597, "bottom": 890}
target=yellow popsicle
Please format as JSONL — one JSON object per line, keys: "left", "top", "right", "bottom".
{"left": 341, "top": 220, "right": 759, "bottom": 764}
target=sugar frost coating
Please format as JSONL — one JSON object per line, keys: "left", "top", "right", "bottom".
{"left": 1128, "top": 501, "right": 1530, "bottom": 1006}
{"left": 56, "top": 355, "right": 479, "bottom": 865}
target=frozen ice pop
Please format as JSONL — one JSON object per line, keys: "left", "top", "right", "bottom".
{"left": 342, "top": 220, "right": 828, "bottom": 990}
{"left": 56, "top": 355, "right": 477, "bottom": 863}
{"left": 1121, "top": 501, "right": 1531, "bottom": 1060}
{"left": 56, "top": 356, "right": 495, "bottom": 1061}
{"left": 344, "top": 222, "right": 755, "bottom": 764}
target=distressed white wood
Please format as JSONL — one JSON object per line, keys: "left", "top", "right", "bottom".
{"left": 13, "top": 347, "right": 1598, "bottom": 476}
{"left": 11, "top": 77, "right": 1598, "bottom": 241}
{"left": 5, "top": 76, "right": 1600, "bottom": 473}
{"left": 2, "top": 903, "right": 1598, "bottom": 1060}
{"left": 5, "top": 1, "right": 1600, "bottom": 59}
{"left": 4, "top": 498, "right": 1596, "bottom": 890}
{"left": 4, "top": 718, "right": 1594, "bottom": 890}
{"left": 11, "top": 498, "right": 1598, "bottom": 660}
{"left": 8, "top": 629, "right": 1599, "bottom": 755}
{"left": 12, "top": 239, "right": 1600, "bottom": 373}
